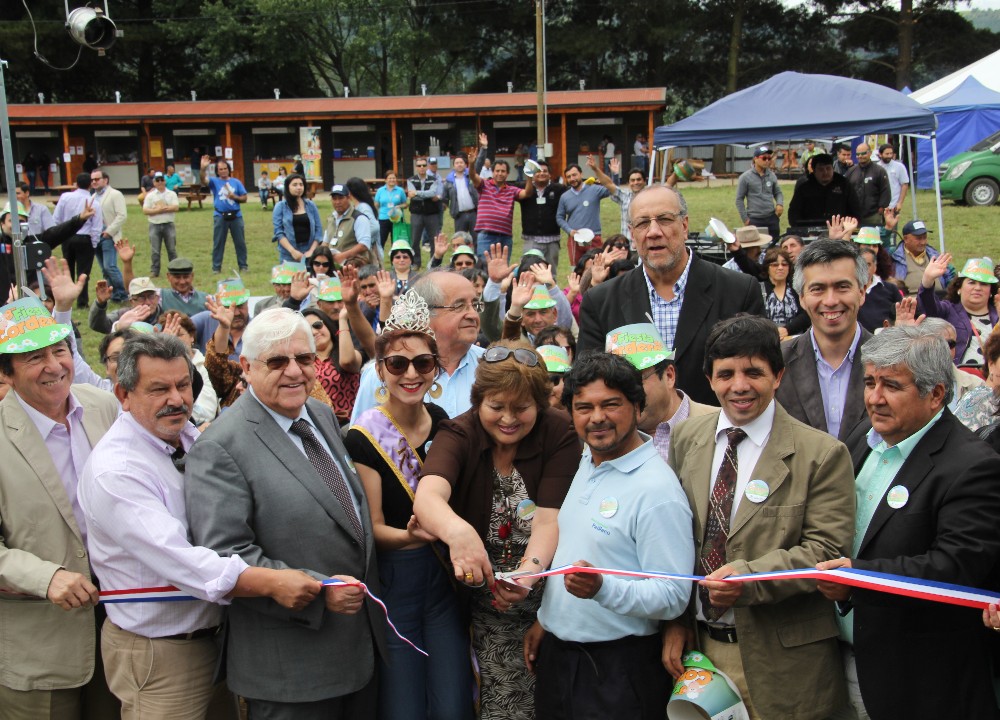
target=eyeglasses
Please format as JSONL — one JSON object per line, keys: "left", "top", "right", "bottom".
{"left": 758, "top": 155, "right": 772, "bottom": 161}
{"left": 255, "top": 352, "right": 317, "bottom": 371}
{"left": 947, "top": 339, "right": 957, "bottom": 349}
{"left": 102, "top": 353, "right": 121, "bottom": 364}
{"left": 416, "top": 164, "right": 427, "bottom": 168}
{"left": 484, "top": 346, "right": 539, "bottom": 367}
{"left": 630, "top": 212, "right": 681, "bottom": 234}
{"left": 154, "top": 178, "right": 165, "bottom": 182}
{"left": 381, "top": 354, "right": 437, "bottom": 375}
{"left": 430, "top": 299, "right": 485, "bottom": 314}
{"left": 312, "top": 260, "right": 331, "bottom": 267}
{"left": 310, "top": 320, "right": 325, "bottom": 330}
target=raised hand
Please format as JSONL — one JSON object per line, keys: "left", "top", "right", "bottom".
{"left": 894, "top": 296, "right": 924, "bottom": 326}
{"left": 95, "top": 279, "right": 112, "bottom": 305}
{"left": 841, "top": 216, "right": 859, "bottom": 238}
{"left": 923, "top": 252, "right": 952, "bottom": 285}
{"left": 433, "top": 232, "right": 449, "bottom": 260}
{"left": 479, "top": 132, "right": 489, "bottom": 148}
{"left": 41, "top": 257, "right": 86, "bottom": 312}
{"left": 116, "top": 304, "right": 153, "bottom": 329}
{"left": 78, "top": 200, "right": 96, "bottom": 223}
{"left": 567, "top": 271, "right": 581, "bottom": 294}
{"left": 338, "top": 265, "right": 360, "bottom": 305}
{"left": 159, "top": 311, "right": 183, "bottom": 337}
{"left": 825, "top": 215, "right": 846, "bottom": 240}
{"left": 510, "top": 271, "right": 536, "bottom": 314}
{"left": 375, "top": 269, "right": 396, "bottom": 301}
{"left": 529, "top": 262, "right": 554, "bottom": 287}
{"left": 205, "top": 296, "right": 234, "bottom": 329}
{"left": 609, "top": 156, "right": 621, "bottom": 176}
{"left": 200, "top": 155, "right": 212, "bottom": 170}
{"left": 115, "top": 237, "right": 135, "bottom": 263}
{"left": 485, "top": 243, "right": 515, "bottom": 284}
{"left": 591, "top": 251, "right": 610, "bottom": 285}
{"left": 586, "top": 154, "right": 598, "bottom": 171}
{"left": 290, "top": 270, "right": 312, "bottom": 302}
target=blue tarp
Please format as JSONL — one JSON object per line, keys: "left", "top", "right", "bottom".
{"left": 653, "top": 71, "right": 937, "bottom": 148}
{"left": 915, "top": 76, "right": 1000, "bottom": 189}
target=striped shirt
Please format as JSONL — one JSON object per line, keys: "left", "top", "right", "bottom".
{"left": 643, "top": 252, "right": 693, "bottom": 352}
{"left": 474, "top": 179, "right": 520, "bottom": 235}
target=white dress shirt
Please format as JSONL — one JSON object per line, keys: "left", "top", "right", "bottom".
{"left": 79, "top": 413, "right": 248, "bottom": 638}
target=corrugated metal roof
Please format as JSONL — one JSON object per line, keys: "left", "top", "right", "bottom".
{"left": 9, "top": 88, "right": 667, "bottom": 122}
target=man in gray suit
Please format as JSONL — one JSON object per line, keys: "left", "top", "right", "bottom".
{"left": 776, "top": 239, "right": 872, "bottom": 442}
{"left": 186, "top": 307, "right": 385, "bottom": 719}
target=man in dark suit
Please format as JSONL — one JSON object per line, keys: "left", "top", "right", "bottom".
{"left": 186, "top": 307, "right": 385, "bottom": 719}
{"left": 817, "top": 325, "right": 1000, "bottom": 720}
{"left": 578, "top": 185, "right": 765, "bottom": 405}
{"left": 777, "top": 239, "right": 872, "bottom": 442}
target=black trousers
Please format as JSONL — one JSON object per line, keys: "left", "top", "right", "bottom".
{"left": 63, "top": 234, "right": 95, "bottom": 308}
{"left": 534, "top": 631, "right": 670, "bottom": 720}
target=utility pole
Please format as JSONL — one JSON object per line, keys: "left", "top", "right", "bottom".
{"left": 535, "top": 0, "right": 546, "bottom": 159}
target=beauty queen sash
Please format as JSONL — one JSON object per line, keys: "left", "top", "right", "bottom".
{"left": 351, "top": 406, "right": 422, "bottom": 499}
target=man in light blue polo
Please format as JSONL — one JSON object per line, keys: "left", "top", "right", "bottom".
{"left": 526, "top": 351, "right": 693, "bottom": 720}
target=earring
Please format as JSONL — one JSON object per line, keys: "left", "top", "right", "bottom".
{"left": 428, "top": 381, "right": 442, "bottom": 399}
{"left": 375, "top": 385, "right": 389, "bottom": 404}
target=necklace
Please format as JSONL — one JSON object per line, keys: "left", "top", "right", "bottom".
{"left": 492, "top": 467, "right": 519, "bottom": 567}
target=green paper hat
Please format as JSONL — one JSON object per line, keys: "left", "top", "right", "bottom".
{"left": 852, "top": 227, "right": 882, "bottom": 245}
{"left": 317, "top": 276, "right": 343, "bottom": 301}
{"left": 537, "top": 345, "right": 571, "bottom": 373}
{"left": 389, "top": 239, "right": 414, "bottom": 257}
{"left": 523, "top": 284, "right": 556, "bottom": 310}
{"left": 522, "top": 249, "right": 546, "bottom": 261}
{"left": 959, "top": 257, "right": 998, "bottom": 284}
{"left": 0, "top": 296, "right": 72, "bottom": 355}
{"left": 451, "top": 246, "right": 477, "bottom": 261}
{"left": 0, "top": 201, "right": 28, "bottom": 220}
{"left": 668, "top": 651, "right": 748, "bottom": 720}
{"left": 270, "top": 261, "right": 304, "bottom": 285}
{"left": 605, "top": 322, "right": 674, "bottom": 370}
{"left": 216, "top": 278, "right": 250, "bottom": 307}
{"left": 130, "top": 321, "right": 156, "bottom": 335}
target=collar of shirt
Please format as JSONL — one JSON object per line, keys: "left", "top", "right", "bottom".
{"left": 653, "top": 391, "right": 691, "bottom": 454}
{"left": 15, "top": 388, "right": 84, "bottom": 438}
{"left": 905, "top": 248, "right": 927, "bottom": 263}
{"left": 582, "top": 431, "right": 656, "bottom": 472}
{"left": 643, "top": 249, "right": 692, "bottom": 302}
{"left": 171, "top": 289, "right": 195, "bottom": 302}
{"left": 866, "top": 408, "right": 944, "bottom": 452}
{"left": 122, "top": 411, "right": 199, "bottom": 456}
{"left": 248, "top": 386, "right": 313, "bottom": 434}
{"left": 866, "top": 275, "right": 884, "bottom": 291}
{"left": 809, "top": 322, "right": 862, "bottom": 371}
{"left": 714, "top": 398, "right": 776, "bottom": 449}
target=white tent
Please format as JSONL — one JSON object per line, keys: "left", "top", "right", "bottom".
{"left": 910, "top": 49, "right": 1000, "bottom": 104}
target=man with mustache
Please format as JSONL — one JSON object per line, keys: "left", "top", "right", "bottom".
{"left": 78, "top": 333, "right": 321, "bottom": 717}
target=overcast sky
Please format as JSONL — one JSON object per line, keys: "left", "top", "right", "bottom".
{"left": 784, "top": 0, "right": 1000, "bottom": 9}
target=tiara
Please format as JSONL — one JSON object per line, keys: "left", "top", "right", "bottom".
{"left": 383, "top": 290, "right": 435, "bottom": 338}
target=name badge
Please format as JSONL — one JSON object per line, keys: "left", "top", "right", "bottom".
{"left": 337, "top": 231, "right": 344, "bottom": 238}
{"left": 536, "top": 197, "right": 546, "bottom": 205}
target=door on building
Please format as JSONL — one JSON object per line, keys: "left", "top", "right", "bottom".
{"left": 67, "top": 136, "right": 85, "bottom": 184}
{"left": 147, "top": 136, "right": 165, "bottom": 173}
{"left": 546, "top": 123, "right": 563, "bottom": 179}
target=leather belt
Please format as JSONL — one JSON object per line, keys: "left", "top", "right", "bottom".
{"left": 699, "top": 621, "right": 738, "bottom": 644}
{"left": 160, "top": 625, "right": 220, "bottom": 641}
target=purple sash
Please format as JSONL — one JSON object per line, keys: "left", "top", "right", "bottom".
{"left": 352, "top": 406, "right": 422, "bottom": 498}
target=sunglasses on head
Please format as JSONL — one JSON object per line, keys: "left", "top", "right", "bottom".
{"left": 381, "top": 354, "right": 437, "bottom": 375}
{"left": 484, "top": 346, "right": 539, "bottom": 367}
{"left": 256, "top": 352, "right": 317, "bottom": 372}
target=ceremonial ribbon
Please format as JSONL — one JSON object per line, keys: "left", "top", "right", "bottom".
{"left": 94, "top": 580, "right": 429, "bottom": 657}
{"left": 495, "top": 564, "right": 1000, "bottom": 611}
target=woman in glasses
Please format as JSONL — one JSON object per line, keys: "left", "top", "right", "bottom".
{"left": 344, "top": 290, "right": 471, "bottom": 720}
{"left": 302, "top": 307, "right": 362, "bottom": 424}
{"left": 413, "top": 340, "right": 581, "bottom": 720}
{"left": 308, "top": 244, "right": 336, "bottom": 279}
{"left": 272, "top": 172, "right": 323, "bottom": 263}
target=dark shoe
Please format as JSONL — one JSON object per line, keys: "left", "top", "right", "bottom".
{"left": 239, "top": 267, "right": 249, "bottom": 272}
{"left": 212, "top": 268, "right": 221, "bottom": 274}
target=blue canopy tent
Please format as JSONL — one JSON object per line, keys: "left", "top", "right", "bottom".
{"left": 910, "top": 63, "right": 1000, "bottom": 189}
{"left": 652, "top": 72, "right": 947, "bottom": 245}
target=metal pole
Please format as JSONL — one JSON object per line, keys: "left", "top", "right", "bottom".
{"left": 535, "top": 0, "right": 545, "bottom": 158}
{"left": 908, "top": 135, "right": 918, "bottom": 220}
{"left": 0, "top": 58, "right": 28, "bottom": 297}
{"left": 930, "top": 131, "right": 945, "bottom": 252}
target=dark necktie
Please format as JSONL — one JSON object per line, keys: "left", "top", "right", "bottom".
{"left": 698, "top": 427, "right": 747, "bottom": 621}
{"left": 290, "top": 419, "right": 364, "bottom": 544}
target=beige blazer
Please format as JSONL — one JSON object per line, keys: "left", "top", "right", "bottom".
{"left": 98, "top": 186, "right": 128, "bottom": 241}
{"left": 669, "top": 402, "right": 855, "bottom": 719}
{"left": 0, "top": 384, "right": 118, "bottom": 691}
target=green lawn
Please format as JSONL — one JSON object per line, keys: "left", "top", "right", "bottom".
{"left": 69, "top": 183, "right": 994, "bottom": 367}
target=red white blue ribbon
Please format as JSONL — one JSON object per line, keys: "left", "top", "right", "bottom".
{"left": 498, "top": 564, "right": 1000, "bottom": 611}
{"left": 99, "top": 585, "right": 197, "bottom": 604}
{"left": 323, "top": 578, "right": 428, "bottom": 657}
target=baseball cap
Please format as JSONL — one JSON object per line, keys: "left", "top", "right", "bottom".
{"left": 754, "top": 146, "right": 772, "bottom": 157}
{"left": 153, "top": 171, "right": 164, "bottom": 179}
{"left": 428, "top": 157, "right": 438, "bottom": 164}
{"left": 902, "top": 220, "right": 930, "bottom": 236}
{"left": 128, "top": 277, "right": 159, "bottom": 297}
{"left": 330, "top": 184, "right": 349, "bottom": 197}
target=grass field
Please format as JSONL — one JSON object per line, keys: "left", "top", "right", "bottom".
{"left": 68, "top": 181, "right": 996, "bottom": 367}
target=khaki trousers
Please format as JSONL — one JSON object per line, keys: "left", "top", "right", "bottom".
{"left": 699, "top": 627, "right": 762, "bottom": 720}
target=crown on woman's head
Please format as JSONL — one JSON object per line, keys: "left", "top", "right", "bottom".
{"left": 383, "top": 289, "right": 435, "bottom": 338}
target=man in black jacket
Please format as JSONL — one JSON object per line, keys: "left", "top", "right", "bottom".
{"left": 577, "top": 185, "right": 765, "bottom": 405}
{"left": 1, "top": 200, "right": 95, "bottom": 296}
{"left": 787, "top": 153, "right": 861, "bottom": 228}
{"left": 517, "top": 160, "right": 567, "bottom": 272}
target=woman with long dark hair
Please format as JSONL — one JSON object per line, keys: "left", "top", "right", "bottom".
{"left": 271, "top": 172, "right": 322, "bottom": 262}
{"left": 347, "top": 177, "right": 382, "bottom": 264}
{"left": 302, "top": 306, "right": 362, "bottom": 423}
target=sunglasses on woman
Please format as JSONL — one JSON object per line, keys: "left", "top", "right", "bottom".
{"left": 381, "top": 354, "right": 437, "bottom": 375}
{"left": 312, "top": 259, "right": 331, "bottom": 267}
{"left": 310, "top": 320, "right": 325, "bottom": 330}
{"left": 484, "top": 346, "right": 539, "bottom": 367}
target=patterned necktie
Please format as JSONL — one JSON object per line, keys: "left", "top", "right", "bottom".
{"left": 698, "top": 427, "right": 747, "bottom": 621}
{"left": 290, "top": 419, "right": 365, "bottom": 544}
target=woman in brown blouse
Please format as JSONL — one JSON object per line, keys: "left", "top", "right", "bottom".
{"left": 413, "top": 340, "right": 581, "bottom": 720}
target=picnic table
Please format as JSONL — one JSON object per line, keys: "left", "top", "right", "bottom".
{"left": 181, "top": 188, "right": 207, "bottom": 209}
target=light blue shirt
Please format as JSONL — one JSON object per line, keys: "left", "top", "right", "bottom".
{"left": 810, "top": 323, "right": 862, "bottom": 439}
{"left": 538, "top": 436, "right": 694, "bottom": 642}
{"left": 837, "top": 409, "right": 944, "bottom": 645}
{"left": 350, "top": 344, "right": 485, "bottom": 424}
